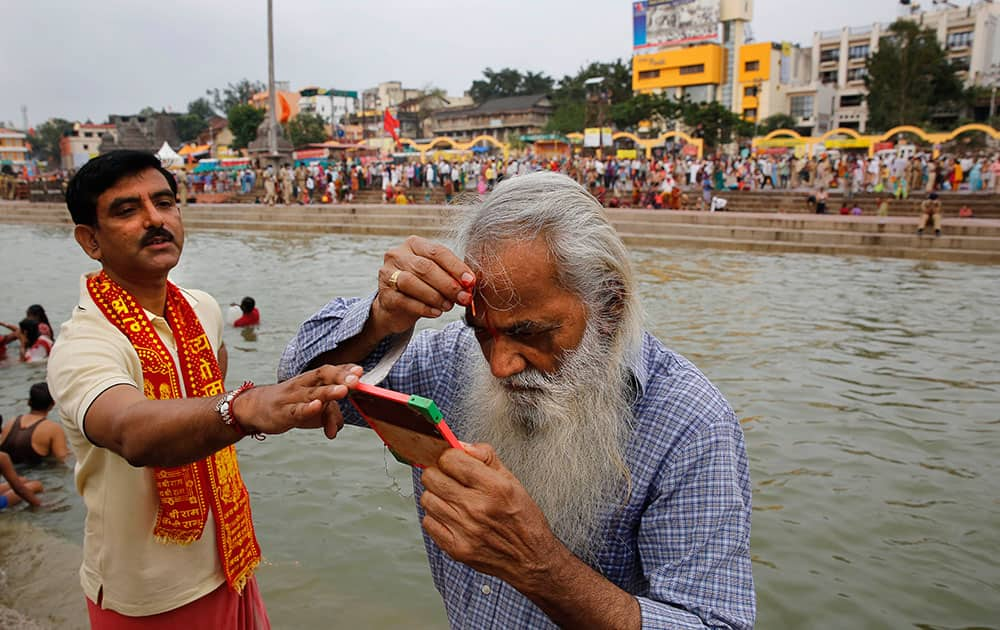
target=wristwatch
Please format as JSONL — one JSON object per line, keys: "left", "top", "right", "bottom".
{"left": 216, "top": 381, "right": 257, "bottom": 438}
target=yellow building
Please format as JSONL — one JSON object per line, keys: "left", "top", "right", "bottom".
{"left": 736, "top": 42, "right": 779, "bottom": 123}
{"left": 632, "top": 44, "right": 726, "bottom": 102}
{"left": 633, "top": 39, "right": 813, "bottom": 128}
{"left": 0, "top": 128, "right": 29, "bottom": 166}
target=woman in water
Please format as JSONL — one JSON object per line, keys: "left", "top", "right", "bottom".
{"left": 16, "top": 319, "right": 52, "bottom": 362}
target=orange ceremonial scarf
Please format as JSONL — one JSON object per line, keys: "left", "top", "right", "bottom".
{"left": 87, "top": 271, "right": 261, "bottom": 592}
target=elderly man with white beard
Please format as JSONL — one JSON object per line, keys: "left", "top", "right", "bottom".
{"left": 278, "top": 171, "right": 755, "bottom": 629}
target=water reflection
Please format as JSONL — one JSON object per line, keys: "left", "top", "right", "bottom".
{"left": 0, "top": 229, "right": 998, "bottom": 629}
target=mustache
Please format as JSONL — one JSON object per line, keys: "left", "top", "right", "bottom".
{"left": 140, "top": 226, "right": 175, "bottom": 247}
{"left": 501, "top": 368, "right": 556, "bottom": 390}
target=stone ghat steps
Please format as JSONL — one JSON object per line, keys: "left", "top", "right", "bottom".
{"left": 605, "top": 209, "right": 1000, "bottom": 237}
{"left": 12, "top": 202, "right": 1000, "bottom": 237}
{"left": 609, "top": 219, "right": 1000, "bottom": 251}
{"left": 217, "top": 187, "right": 1000, "bottom": 216}
{"left": 618, "top": 233, "right": 999, "bottom": 265}
{"left": 3, "top": 202, "right": 998, "bottom": 264}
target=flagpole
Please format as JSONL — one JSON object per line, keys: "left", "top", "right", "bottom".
{"left": 266, "top": 0, "right": 277, "bottom": 157}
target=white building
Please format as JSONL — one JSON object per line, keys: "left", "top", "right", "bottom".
{"left": 60, "top": 122, "right": 117, "bottom": 170}
{"left": 810, "top": 0, "right": 1000, "bottom": 131}
{"left": 298, "top": 87, "right": 357, "bottom": 126}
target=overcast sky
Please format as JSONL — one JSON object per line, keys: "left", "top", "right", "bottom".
{"left": 3, "top": 0, "right": 926, "bottom": 127}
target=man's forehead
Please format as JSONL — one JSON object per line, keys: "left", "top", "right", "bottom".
{"left": 469, "top": 238, "right": 560, "bottom": 311}
{"left": 97, "top": 168, "right": 170, "bottom": 205}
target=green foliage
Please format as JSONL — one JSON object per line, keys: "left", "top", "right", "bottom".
{"left": 285, "top": 112, "right": 328, "bottom": 147}
{"left": 682, "top": 101, "right": 746, "bottom": 149}
{"left": 175, "top": 97, "right": 217, "bottom": 143}
{"left": 28, "top": 118, "right": 73, "bottom": 164}
{"left": 865, "top": 20, "right": 964, "bottom": 132}
{"left": 175, "top": 114, "right": 207, "bottom": 144}
{"left": 758, "top": 113, "right": 799, "bottom": 134}
{"left": 551, "top": 59, "right": 634, "bottom": 107}
{"left": 227, "top": 104, "right": 266, "bottom": 150}
{"left": 207, "top": 79, "right": 266, "bottom": 114}
{"left": 545, "top": 101, "right": 585, "bottom": 134}
{"left": 610, "top": 92, "right": 685, "bottom": 131}
{"left": 187, "top": 97, "right": 217, "bottom": 120}
{"left": 469, "top": 68, "right": 555, "bottom": 103}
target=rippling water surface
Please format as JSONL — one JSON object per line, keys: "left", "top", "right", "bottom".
{"left": 1, "top": 225, "right": 997, "bottom": 629}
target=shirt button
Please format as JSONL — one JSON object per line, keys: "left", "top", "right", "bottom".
{"left": 481, "top": 584, "right": 492, "bottom": 595}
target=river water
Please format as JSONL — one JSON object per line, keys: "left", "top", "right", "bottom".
{"left": 0, "top": 225, "right": 997, "bottom": 629}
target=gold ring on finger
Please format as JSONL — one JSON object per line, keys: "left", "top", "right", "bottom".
{"left": 389, "top": 269, "right": 402, "bottom": 290}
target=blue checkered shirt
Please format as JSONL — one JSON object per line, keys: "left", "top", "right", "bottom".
{"left": 279, "top": 294, "right": 755, "bottom": 629}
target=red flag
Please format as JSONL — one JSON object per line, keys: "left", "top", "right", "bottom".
{"left": 383, "top": 108, "right": 400, "bottom": 143}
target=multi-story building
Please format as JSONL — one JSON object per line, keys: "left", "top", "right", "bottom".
{"left": 298, "top": 87, "right": 357, "bottom": 126}
{"left": 632, "top": 0, "right": 754, "bottom": 107}
{"left": 60, "top": 122, "right": 117, "bottom": 170}
{"left": 735, "top": 42, "right": 816, "bottom": 127}
{"left": 0, "top": 128, "right": 30, "bottom": 167}
{"left": 811, "top": 0, "right": 1000, "bottom": 131}
{"left": 429, "top": 94, "right": 553, "bottom": 142}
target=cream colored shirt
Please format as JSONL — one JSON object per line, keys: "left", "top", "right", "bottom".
{"left": 47, "top": 273, "right": 227, "bottom": 617}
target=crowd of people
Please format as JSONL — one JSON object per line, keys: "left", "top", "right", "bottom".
{"left": 208, "top": 148, "right": 1000, "bottom": 214}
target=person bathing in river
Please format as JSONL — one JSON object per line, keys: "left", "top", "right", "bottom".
{"left": 0, "top": 383, "right": 68, "bottom": 465}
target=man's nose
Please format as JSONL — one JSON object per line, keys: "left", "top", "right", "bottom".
{"left": 484, "top": 336, "right": 527, "bottom": 380}
{"left": 143, "top": 200, "right": 166, "bottom": 227}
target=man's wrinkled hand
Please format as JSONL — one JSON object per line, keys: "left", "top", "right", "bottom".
{"left": 233, "top": 364, "right": 362, "bottom": 438}
{"left": 372, "top": 236, "right": 476, "bottom": 337}
{"left": 419, "top": 443, "right": 563, "bottom": 588}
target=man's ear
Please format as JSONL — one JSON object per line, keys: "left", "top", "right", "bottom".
{"left": 74, "top": 224, "right": 101, "bottom": 261}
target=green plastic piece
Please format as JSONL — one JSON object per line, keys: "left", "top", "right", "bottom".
{"left": 407, "top": 395, "right": 443, "bottom": 424}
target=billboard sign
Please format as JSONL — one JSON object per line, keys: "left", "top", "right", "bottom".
{"left": 633, "top": 0, "right": 720, "bottom": 51}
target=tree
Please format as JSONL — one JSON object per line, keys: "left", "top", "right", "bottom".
{"left": 545, "top": 101, "right": 586, "bottom": 134}
{"left": 548, "top": 59, "right": 635, "bottom": 131}
{"left": 758, "top": 113, "right": 798, "bottom": 134}
{"left": 207, "top": 79, "right": 266, "bottom": 114}
{"left": 227, "top": 104, "right": 266, "bottom": 150}
{"left": 187, "top": 97, "right": 217, "bottom": 120}
{"left": 285, "top": 112, "right": 328, "bottom": 147}
{"left": 175, "top": 115, "right": 206, "bottom": 144}
{"left": 551, "top": 59, "right": 633, "bottom": 108}
{"left": 175, "top": 97, "right": 217, "bottom": 143}
{"left": 609, "top": 92, "right": 685, "bottom": 132}
{"left": 865, "top": 20, "right": 963, "bottom": 132}
{"left": 682, "top": 101, "right": 745, "bottom": 149}
{"left": 28, "top": 118, "right": 73, "bottom": 164}
{"left": 469, "top": 67, "right": 554, "bottom": 103}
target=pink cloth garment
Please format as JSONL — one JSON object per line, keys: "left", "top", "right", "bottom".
{"left": 86, "top": 577, "right": 270, "bottom": 630}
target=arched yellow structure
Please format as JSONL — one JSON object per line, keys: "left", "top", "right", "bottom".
{"left": 395, "top": 135, "right": 510, "bottom": 162}
{"left": 429, "top": 137, "right": 458, "bottom": 151}
{"left": 761, "top": 129, "right": 803, "bottom": 141}
{"left": 870, "top": 125, "right": 934, "bottom": 144}
{"left": 817, "top": 127, "right": 863, "bottom": 142}
{"left": 942, "top": 123, "right": 1000, "bottom": 142}
{"left": 640, "top": 131, "right": 704, "bottom": 159}
{"left": 612, "top": 131, "right": 642, "bottom": 144}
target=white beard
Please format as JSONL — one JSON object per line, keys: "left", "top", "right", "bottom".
{"left": 456, "top": 323, "right": 636, "bottom": 564}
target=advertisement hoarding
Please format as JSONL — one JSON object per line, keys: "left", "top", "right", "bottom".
{"left": 633, "top": 0, "right": 720, "bottom": 51}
